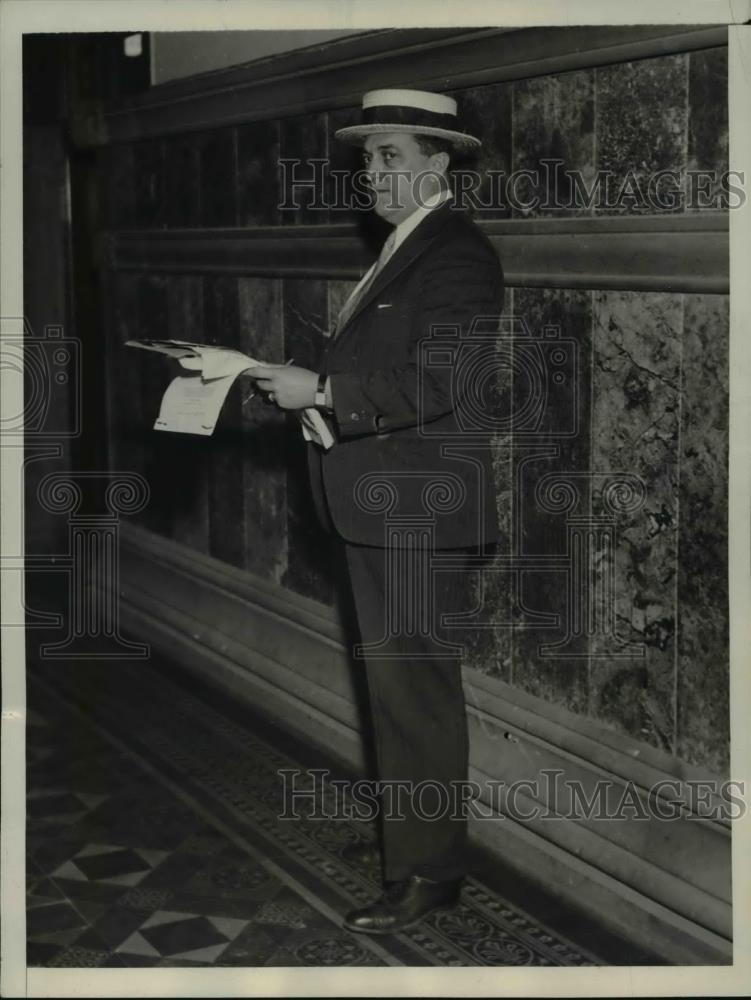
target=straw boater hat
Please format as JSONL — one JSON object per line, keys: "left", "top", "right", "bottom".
{"left": 335, "top": 88, "right": 481, "bottom": 152}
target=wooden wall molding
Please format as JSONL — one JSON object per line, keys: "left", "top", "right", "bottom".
{"left": 115, "top": 522, "right": 733, "bottom": 964}
{"left": 103, "top": 213, "right": 729, "bottom": 293}
{"left": 77, "top": 25, "right": 728, "bottom": 146}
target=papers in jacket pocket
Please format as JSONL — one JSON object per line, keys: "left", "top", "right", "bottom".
{"left": 300, "top": 407, "right": 335, "bottom": 450}
{"left": 126, "top": 338, "right": 261, "bottom": 435}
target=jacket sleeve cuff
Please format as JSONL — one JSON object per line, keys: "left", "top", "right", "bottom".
{"left": 328, "top": 373, "right": 381, "bottom": 437}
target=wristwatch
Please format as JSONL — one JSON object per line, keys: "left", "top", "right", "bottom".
{"left": 314, "top": 372, "right": 328, "bottom": 410}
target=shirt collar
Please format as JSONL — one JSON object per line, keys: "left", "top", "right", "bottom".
{"left": 390, "top": 188, "right": 453, "bottom": 252}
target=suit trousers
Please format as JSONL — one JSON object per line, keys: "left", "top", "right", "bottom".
{"left": 342, "top": 541, "right": 473, "bottom": 883}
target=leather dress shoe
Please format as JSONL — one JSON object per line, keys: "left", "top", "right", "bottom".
{"left": 343, "top": 875, "right": 463, "bottom": 934}
{"left": 340, "top": 839, "right": 381, "bottom": 867}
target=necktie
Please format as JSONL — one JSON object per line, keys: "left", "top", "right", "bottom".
{"left": 334, "top": 230, "right": 397, "bottom": 335}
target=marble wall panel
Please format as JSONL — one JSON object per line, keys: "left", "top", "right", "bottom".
{"left": 282, "top": 276, "right": 329, "bottom": 367}
{"left": 117, "top": 354, "right": 157, "bottom": 540}
{"left": 491, "top": 286, "right": 515, "bottom": 554}
{"left": 203, "top": 276, "right": 246, "bottom": 569}
{"left": 506, "top": 288, "right": 593, "bottom": 711}
{"left": 450, "top": 82, "right": 512, "bottom": 219}
{"left": 237, "top": 277, "right": 288, "bottom": 583}
{"left": 133, "top": 274, "right": 175, "bottom": 536}
{"left": 457, "top": 287, "right": 519, "bottom": 682}
{"left": 688, "top": 47, "right": 728, "bottom": 172}
{"left": 237, "top": 119, "right": 282, "bottom": 227}
{"left": 676, "top": 294, "right": 729, "bottom": 774}
{"left": 200, "top": 274, "right": 241, "bottom": 349}
{"left": 460, "top": 562, "right": 514, "bottom": 684}
{"left": 326, "top": 106, "right": 365, "bottom": 226}
{"left": 687, "top": 47, "right": 729, "bottom": 210}
{"left": 279, "top": 113, "right": 329, "bottom": 227}
{"left": 165, "top": 276, "right": 210, "bottom": 554}
{"left": 198, "top": 127, "right": 238, "bottom": 227}
{"left": 238, "top": 276, "right": 285, "bottom": 362}
{"left": 99, "top": 143, "right": 134, "bottom": 229}
{"left": 511, "top": 70, "right": 595, "bottom": 217}
{"left": 281, "top": 278, "right": 336, "bottom": 605}
{"left": 207, "top": 421, "right": 246, "bottom": 571}
{"left": 168, "top": 274, "right": 204, "bottom": 344}
{"left": 131, "top": 139, "right": 166, "bottom": 228}
{"left": 595, "top": 54, "right": 687, "bottom": 215}
{"left": 163, "top": 135, "right": 201, "bottom": 228}
{"left": 590, "top": 291, "right": 683, "bottom": 752}
{"left": 160, "top": 432, "right": 213, "bottom": 557}
{"left": 327, "top": 279, "right": 357, "bottom": 335}
{"left": 107, "top": 271, "right": 144, "bottom": 486}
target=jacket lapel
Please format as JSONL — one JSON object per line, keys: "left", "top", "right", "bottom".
{"left": 335, "top": 200, "right": 458, "bottom": 339}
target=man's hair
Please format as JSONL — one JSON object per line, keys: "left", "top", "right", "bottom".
{"left": 414, "top": 135, "right": 454, "bottom": 162}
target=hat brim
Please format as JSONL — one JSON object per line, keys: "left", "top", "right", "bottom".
{"left": 335, "top": 123, "right": 481, "bottom": 152}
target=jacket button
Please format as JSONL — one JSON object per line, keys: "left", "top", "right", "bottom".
{"left": 350, "top": 412, "right": 360, "bottom": 421}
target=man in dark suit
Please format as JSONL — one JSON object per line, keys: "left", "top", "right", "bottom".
{"left": 250, "top": 89, "right": 505, "bottom": 934}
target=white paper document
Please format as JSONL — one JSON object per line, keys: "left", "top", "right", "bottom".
{"left": 127, "top": 339, "right": 260, "bottom": 435}
{"left": 153, "top": 373, "right": 239, "bottom": 436}
{"left": 126, "top": 339, "right": 258, "bottom": 380}
{"left": 126, "top": 339, "right": 336, "bottom": 448}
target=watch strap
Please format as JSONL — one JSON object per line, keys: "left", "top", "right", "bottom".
{"left": 314, "top": 372, "right": 328, "bottom": 409}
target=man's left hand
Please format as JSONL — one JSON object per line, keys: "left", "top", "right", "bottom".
{"left": 247, "top": 364, "right": 318, "bottom": 410}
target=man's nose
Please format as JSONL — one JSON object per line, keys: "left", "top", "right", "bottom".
{"left": 365, "top": 161, "right": 383, "bottom": 184}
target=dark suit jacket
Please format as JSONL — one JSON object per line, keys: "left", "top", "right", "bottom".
{"left": 308, "top": 200, "right": 505, "bottom": 549}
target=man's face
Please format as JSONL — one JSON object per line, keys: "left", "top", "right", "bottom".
{"left": 362, "top": 132, "right": 448, "bottom": 225}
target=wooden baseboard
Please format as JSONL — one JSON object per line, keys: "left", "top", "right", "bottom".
{"left": 116, "top": 522, "right": 732, "bottom": 964}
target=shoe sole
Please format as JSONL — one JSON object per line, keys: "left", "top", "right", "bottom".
{"left": 342, "top": 898, "right": 459, "bottom": 935}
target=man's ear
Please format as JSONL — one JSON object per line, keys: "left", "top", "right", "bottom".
{"left": 430, "top": 151, "right": 450, "bottom": 177}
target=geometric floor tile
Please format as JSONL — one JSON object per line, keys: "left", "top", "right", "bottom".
{"left": 26, "top": 877, "right": 66, "bottom": 909}
{"left": 293, "top": 935, "right": 371, "bottom": 966}
{"left": 250, "top": 900, "right": 309, "bottom": 930}
{"left": 64, "top": 899, "right": 110, "bottom": 926}
{"left": 27, "top": 789, "right": 109, "bottom": 824}
{"left": 52, "top": 843, "right": 167, "bottom": 887}
{"left": 26, "top": 658, "right": 637, "bottom": 969}
{"left": 26, "top": 902, "right": 89, "bottom": 946}
{"left": 116, "top": 887, "right": 174, "bottom": 911}
{"left": 191, "top": 860, "right": 275, "bottom": 894}
{"left": 179, "top": 833, "right": 227, "bottom": 858}
{"left": 117, "top": 911, "right": 248, "bottom": 963}
{"left": 47, "top": 945, "right": 109, "bottom": 968}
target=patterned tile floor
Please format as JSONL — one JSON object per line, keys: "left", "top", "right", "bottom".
{"left": 25, "top": 653, "right": 664, "bottom": 969}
